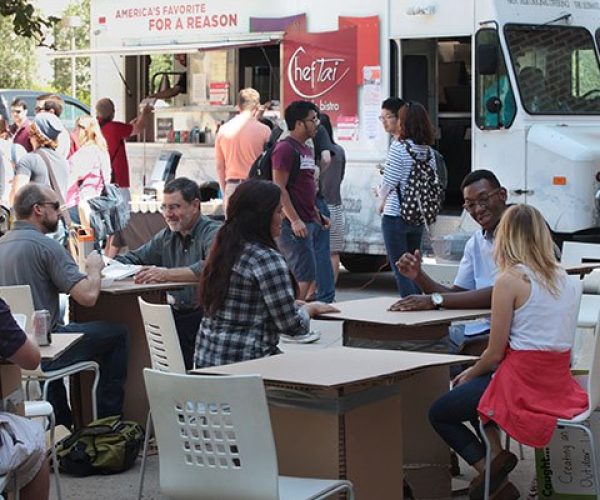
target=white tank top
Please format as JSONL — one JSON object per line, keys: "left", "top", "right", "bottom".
{"left": 509, "top": 265, "right": 581, "bottom": 352}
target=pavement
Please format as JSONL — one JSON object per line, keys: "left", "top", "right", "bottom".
{"left": 48, "top": 268, "right": 537, "bottom": 499}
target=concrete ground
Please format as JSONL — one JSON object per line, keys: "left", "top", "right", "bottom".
{"left": 49, "top": 268, "right": 537, "bottom": 499}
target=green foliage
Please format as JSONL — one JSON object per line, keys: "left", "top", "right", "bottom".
{"left": 0, "top": 0, "right": 59, "bottom": 47}
{"left": 53, "top": 0, "right": 91, "bottom": 105}
{"left": 0, "top": 14, "right": 37, "bottom": 88}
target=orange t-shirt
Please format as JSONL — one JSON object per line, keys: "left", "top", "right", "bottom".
{"left": 215, "top": 113, "right": 270, "bottom": 184}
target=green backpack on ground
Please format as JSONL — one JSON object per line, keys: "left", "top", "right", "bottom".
{"left": 55, "top": 416, "right": 144, "bottom": 476}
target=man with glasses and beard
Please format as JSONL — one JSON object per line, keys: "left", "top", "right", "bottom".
{"left": 114, "top": 177, "right": 220, "bottom": 370}
{"left": 389, "top": 169, "right": 509, "bottom": 354}
{"left": 0, "top": 184, "right": 128, "bottom": 429}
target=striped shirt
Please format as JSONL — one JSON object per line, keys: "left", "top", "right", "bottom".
{"left": 380, "top": 139, "right": 436, "bottom": 217}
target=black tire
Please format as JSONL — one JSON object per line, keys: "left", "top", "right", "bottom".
{"left": 340, "top": 253, "right": 390, "bottom": 273}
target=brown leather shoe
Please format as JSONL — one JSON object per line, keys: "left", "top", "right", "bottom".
{"left": 469, "top": 450, "right": 519, "bottom": 499}
{"left": 491, "top": 481, "right": 520, "bottom": 499}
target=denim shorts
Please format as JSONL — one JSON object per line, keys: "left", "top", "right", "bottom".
{"left": 277, "top": 219, "right": 318, "bottom": 282}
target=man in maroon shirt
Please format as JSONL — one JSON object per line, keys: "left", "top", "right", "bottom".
{"left": 10, "top": 99, "right": 33, "bottom": 152}
{"left": 95, "top": 97, "right": 151, "bottom": 189}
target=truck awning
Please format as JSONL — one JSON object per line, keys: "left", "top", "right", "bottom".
{"left": 50, "top": 32, "right": 283, "bottom": 57}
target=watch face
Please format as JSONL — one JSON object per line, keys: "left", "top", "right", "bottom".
{"left": 432, "top": 293, "right": 443, "bottom": 307}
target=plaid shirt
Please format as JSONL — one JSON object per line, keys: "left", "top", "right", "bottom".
{"left": 194, "top": 242, "right": 309, "bottom": 368}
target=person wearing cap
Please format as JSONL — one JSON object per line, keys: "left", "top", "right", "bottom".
{"left": 10, "top": 112, "right": 69, "bottom": 204}
{"left": 35, "top": 93, "right": 79, "bottom": 159}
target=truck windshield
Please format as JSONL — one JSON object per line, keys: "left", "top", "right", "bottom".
{"left": 504, "top": 24, "right": 600, "bottom": 115}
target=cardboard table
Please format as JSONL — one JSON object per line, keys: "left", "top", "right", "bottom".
{"left": 319, "top": 296, "right": 490, "bottom": 351}
{"left": 70, "top": 279, "right": 196, "bottom": 425}
{"left": 194, "top": 347, "right": 472, "bottom": 499}
{"left": 40, "top": 333, "right": 83, "bottom": 361}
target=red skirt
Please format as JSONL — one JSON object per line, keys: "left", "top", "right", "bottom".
{"left": 477, "top": 348, "right": 588, "bottom": 448}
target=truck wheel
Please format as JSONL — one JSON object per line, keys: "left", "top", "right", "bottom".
{"left": 340, "top": 253, "right": 390, "bottom": 273}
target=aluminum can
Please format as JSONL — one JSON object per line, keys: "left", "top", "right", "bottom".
{"left": 33, "top": 310, "right": 51, "bottom": 346}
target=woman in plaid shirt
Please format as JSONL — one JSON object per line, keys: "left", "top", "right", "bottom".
{"left": 194, "top": 179, "right": 337, "bottom": 368}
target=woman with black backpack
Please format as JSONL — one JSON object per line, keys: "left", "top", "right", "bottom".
{"left": 377, "top": 102, "right": 440, "bottom": 296}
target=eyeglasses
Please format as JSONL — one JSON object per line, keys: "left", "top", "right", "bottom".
{"left": 462, "top": 189, "right": 501, "bottom": 212}
{"left": 303, "top": 116, "right": 320, "bottom": 126}
{"left": 37, "top": 201, "right": 61, "bottom": 211}
{"left": 378, "top": 114, "right": 396, "bottom": 122}
{"left": 11, "top": 109, "right": 25, "bottom": 115}
{"left": 159, "top": 203, "right": 182, "bottom": 212}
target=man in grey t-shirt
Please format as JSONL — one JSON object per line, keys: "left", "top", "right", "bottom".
{"left": 11, "top": 112, "right": 68, "bottom": 203}
{"left": 0, "top": 184, "right": 128, "bottom": 428}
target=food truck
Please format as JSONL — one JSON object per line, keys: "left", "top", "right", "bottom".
{"left": 60, "top": 0, "right": 600, "bottom": 270}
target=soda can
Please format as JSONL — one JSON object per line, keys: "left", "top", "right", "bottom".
{"left": 33, "top": 310, "right": 51, "bottom": 346}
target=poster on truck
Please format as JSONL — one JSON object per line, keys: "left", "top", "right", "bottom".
{"left": 283, "top": 28, "right": 358, "bottom": 124}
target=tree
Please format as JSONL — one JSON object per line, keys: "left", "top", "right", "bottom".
{"left": 0, "top": 0, "right": 59, "bottom": 47}
{"left": 0, "top": 14, "right": 38, "bottom": 88}
{"left": 53, "top": 0, "right": 91, "bottom": 105}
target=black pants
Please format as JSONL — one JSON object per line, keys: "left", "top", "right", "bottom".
{"left": 172, "top": 308, "right": 203, "bottom": 370}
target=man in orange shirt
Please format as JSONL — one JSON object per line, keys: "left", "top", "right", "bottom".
{"left": 215, "top": 88, "right": 270, "bottom": 209}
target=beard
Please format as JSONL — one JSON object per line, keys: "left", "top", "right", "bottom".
{"left": 41, "top": 215, "right": 59, "bottom": 233}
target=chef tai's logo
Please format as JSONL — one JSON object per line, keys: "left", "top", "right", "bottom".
{"left": 287, "top": 46, "right": 351, "bottom": 99}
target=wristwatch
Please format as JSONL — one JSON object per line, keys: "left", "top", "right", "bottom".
{"left": 431, "top": 293, "right": 444, "bottom": 309}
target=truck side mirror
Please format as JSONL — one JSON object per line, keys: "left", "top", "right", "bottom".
{"left": 486, "top": 96, "right": 503, "bottom": 114}
{"left": 478, "top": 44, "right": 499, "bottom": 76}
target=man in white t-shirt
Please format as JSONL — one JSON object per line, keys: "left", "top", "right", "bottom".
{"left": 390, "top": 169, "right": 508, "bottom": 352}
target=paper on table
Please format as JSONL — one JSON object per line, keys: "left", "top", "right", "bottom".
{"left": 101, "top": 259, "right": 141, "bottom": 281}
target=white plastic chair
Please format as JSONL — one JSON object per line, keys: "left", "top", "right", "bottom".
{"left": 144, "top": 369, "right": 354, "bottom": 500}
{"left": 480, "top": 303, "right": 597, "bottom": 500}
{"left": 137, "top": 298, "right": 186, "bottom": 499}
{"left": 0, "top": 285, "right": 100, "bottom": 422}
{"left": 560, "top": 242, "right": 600, "bottom": 330}
{"left": 24, "top": 400, "right": 61, "bottom": 500}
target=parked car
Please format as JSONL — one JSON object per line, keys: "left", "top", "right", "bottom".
{"left": 0, "top": 89, "right": 90, "bottom": 131}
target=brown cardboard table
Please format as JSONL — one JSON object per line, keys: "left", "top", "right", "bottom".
{"left": 194, "top": 347, "right": 473, "bottom": 499}
{"left": 319, "top": 296, "right": 490, "bottom": 349}
{"left": 70, "top": 279, "right": 196, "bottom": 425}
{"left": 39, "top": 333, "right": 83, "bottom": 361}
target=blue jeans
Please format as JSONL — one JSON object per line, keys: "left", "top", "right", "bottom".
{"left": 315, "top": 196, "right": 335, "bottom": 303}
{"left": 42, "top": 321, "right": 129, "bottom": 428}
{"left": 381, "top": 215, "right": 423, "bottom": 296}
{"left": 428, "top": 373, "right": 493, "bottom": 465}
{"left": 173, "top": 308, "right": 203, "bottom": 371}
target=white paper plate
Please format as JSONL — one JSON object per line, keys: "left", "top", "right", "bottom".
{"left": 279, "top": 330, "right": 321, "bottom": 344}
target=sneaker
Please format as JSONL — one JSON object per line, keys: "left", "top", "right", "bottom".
{"left": 469, "top": 450, "right": 519, "bottom": 499}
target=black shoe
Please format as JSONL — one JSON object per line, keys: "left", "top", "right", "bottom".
{"left": 469, "top": 450, "right": 519, "bottom": 499}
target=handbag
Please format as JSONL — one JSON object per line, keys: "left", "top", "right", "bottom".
{"left": 85, "top": 177, "right": 130, "bottom": 242}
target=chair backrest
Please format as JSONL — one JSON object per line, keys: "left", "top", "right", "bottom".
{"left": 0, "top": 285, "right": 35, "bottom": 335}
{"left": 561, "top": 241, "right": 600, "bottom": 267}
{"left": 138, "top": 297, "right": 186, "bottom": 374}
{"left": 143, "top": 369, "right": 279, "bottom": 500}
{"left": 586, "top": 310, "right": 600, "bottom": 411}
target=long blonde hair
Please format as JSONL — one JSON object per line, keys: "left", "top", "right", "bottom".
{"left": 76, "top": 114, "right": 107, "bottom": 151}
{"left": 494, "top": 204, "right": 560, "bottom": 295}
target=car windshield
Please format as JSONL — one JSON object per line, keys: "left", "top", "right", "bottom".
{"left": 505, "top": 24, "right": 600, "bottom": 115}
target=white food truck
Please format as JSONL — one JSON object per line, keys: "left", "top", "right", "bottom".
{"left": 61, "top": 0, "right": 600, "bottom": 270}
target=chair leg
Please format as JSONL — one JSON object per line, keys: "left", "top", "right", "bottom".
{"left": 137, "top": 411, "right": 153, "bottom": 500}
{"left": 479, "top": 420, "right": 492, "bottom": 500}
{"left": 48, "top": 411, "right": 62, "bottom": 500}
{"left": 91, "top": 367, "right": 100, "bottom": 421}
{"left": 504, "top": 432, "right": 525, "bottom": 460}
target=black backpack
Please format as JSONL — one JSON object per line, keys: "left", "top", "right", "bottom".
{"left": 248, "top": 128, "right": 301, "bottom": 188}
{"left": 397, "top": 141, "right": 444, "bottom": 226}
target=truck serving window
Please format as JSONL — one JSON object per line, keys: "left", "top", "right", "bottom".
{"left": 475, "top": 29, "right": 516, "bottom": 129}
{"left": 505, "top": 24, "right": 600, "bottom": 115}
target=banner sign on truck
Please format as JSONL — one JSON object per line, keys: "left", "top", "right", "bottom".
{"left": 283, "top": 28, "right": 358, "bottom": 124}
